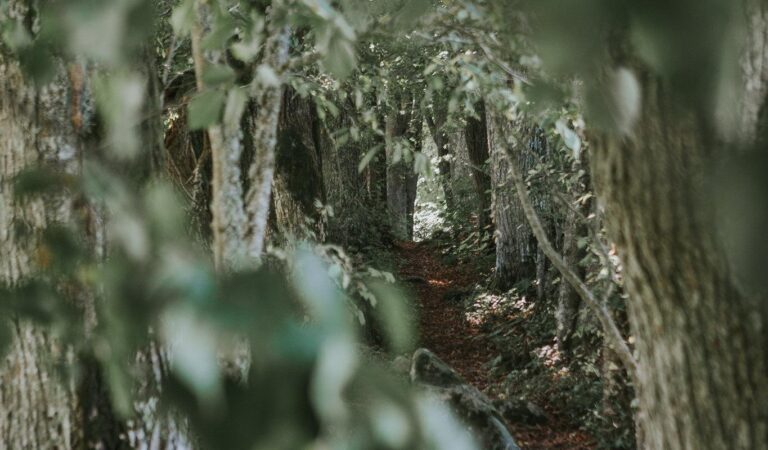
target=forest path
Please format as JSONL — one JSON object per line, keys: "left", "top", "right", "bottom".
{"left": 397, "top": 242, "right": 494, "bottom": 391}
{"left": 394, "top": 240, "right": 595, "bottom": 450}
{"left": 395, "top": 240, "right": 495, "bottom": 389}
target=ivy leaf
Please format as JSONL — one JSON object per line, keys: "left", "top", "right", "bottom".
{"left": 188, "top": 89, "right": 226, "bottom": 130}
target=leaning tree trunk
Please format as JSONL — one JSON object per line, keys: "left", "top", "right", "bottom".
{"left": 244, "top": 25, "right": 291, "bottom": 261}
{"left": 591, "top": 77, "right": 768, "bottom": 449}
{"left": 465, "top": 101, "right": 493, "bottom": 234}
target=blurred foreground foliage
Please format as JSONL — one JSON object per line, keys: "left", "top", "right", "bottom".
{"left": 3, "top": 162, "right": 476, "bottom": 450}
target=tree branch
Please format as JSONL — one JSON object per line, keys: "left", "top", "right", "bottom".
{"left": 495, "top": 115, "right": 639, "bottom": 377}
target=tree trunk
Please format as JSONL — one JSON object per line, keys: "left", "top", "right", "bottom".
{"left": 386, "top": 95, "right": 418, "bottom": 241}
{"left": 464, "top": 101, "right": 493, "bottom": 233}
{"left": 556, "top": 190, "right": 590, "bottom": 354}
{"left": 244, "top": 25, "right": 291, "bottom": 261}
{"left": 0, "top": 37, "right": 122, "bottom": 448}
{"left": 190, "top": 16, "right": 248, "bottom": 269}
{"left": 591, "top": 78, "right": 768, "bottom": 449}
{"left": 271, "top": 87, "right": 325, "bottom": 240}
{"left": 555, "top": 206, "right": 583, "bottom": 353}
{"left": 426, "top": 103, "right": 455, "bottom": 211}
{"left": 486, "top": 112, "right": 538, "bottom": 290}
{"left": 320, "top": 102, "right": 383, "bottom": 247}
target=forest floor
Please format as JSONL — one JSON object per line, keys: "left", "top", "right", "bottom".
{"left": 394, "top": 240, "right": 596, "bottom": 450}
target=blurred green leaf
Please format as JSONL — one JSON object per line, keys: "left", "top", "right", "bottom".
{"left": 161, "top": 306, "right": 223, "bottom": 410}
{"left": 366, "top": 280, "right": 415, "bottom": 354}
{"left": 358, "top": 144, "right": 382, "bottom": 173}
{"left": 170, "top": 0, "right": 196, "bottom": 36}
{"left": 202, "top": 64, "right": 237, "bottom": 87}
{"left": 13, "top": 167, "right": 76, "bottom": 199}
{"left": 201, "top": 12, "right": 236, "bottom": 51}
{"left": 188, "top": 89, "right": 226, "bottom": 130}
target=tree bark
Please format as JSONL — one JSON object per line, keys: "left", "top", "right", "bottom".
{"left": 385, "top": 94, "right": 418, "bottom": 241}
{"left": 555, "top": 205, "right": 584, "bottom": 353}
{"left": 0, "top": 32, "right": 122, "bottom": 448}
{"left": 271, "top": 87, "right": 325, "bottom": 240}
{"left": 244, "top": 25, "right": 291, "bottom": 261}
{"left": 319, "top": 102, "right": 384, "bottom": 247}
{"left": 426, "top": 102, "right": 455, "bottom": 211}
{"left": 555, "top": 172, "right": 591, "bottom": 354}
{"left": 591, "top": 79, "right": 768, "bottom": 450}
{"left": 486, "top": 112, "right": 537, "bottom": 290}
{"left": 464, "top": 101, "right": 493, "bottom": 233}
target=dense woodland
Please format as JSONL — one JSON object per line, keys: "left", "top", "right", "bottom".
{"left": 1, "top": 0, "right": 767, "bottom": 449}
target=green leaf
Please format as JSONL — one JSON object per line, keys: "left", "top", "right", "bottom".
{"left": 94, "top": 73, "right": 146, "bottom": 160}
{"left": 202, "top": 64, "right": 237, "bottom": 87}
{"left": 392, "top": 0, "right": 432, "bottom": 29}
{"left": 322, "top": 31, "right": 357, "bottom": 79}
{"left": 13, "top": 167, "right": 75, "bottom": 199}
{"left": 414, "top": 152, "right": 431, "bottom": 177}
{"left": 556, "top": 119, "right": 581, "bottom": 160}
{"left": 161, "top": 306, "right": 223, "bottom": 409}
{"left": 256, "top": 64, "right": 281, "bottom": 87}
{"left": 366, "top": 281, "right": 415, "bottom": 353}
{"left": 188, "top": 89, "right": 226, "bottom": 130}
{"left": 201, "top": 13, "right": 235, "bottom": 51}
{"left": 230, "top": 15, "right": 264, "bottom": 63}
{"left": 18, "top": 43, "right": 57, "bottom": 85}
{"left": 170, "top": 0, "right": 196, "bottom": 36}
{"left": 358, "top": 144, "right": 382, "bottom": 173}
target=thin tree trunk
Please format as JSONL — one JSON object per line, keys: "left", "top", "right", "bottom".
{"left": 190, "top": 9, "right": 248, "bottom": 269}
{"left": 426, "top": 103, "right": 455, "bottom": 210}
{"left": 555, "top": 205, "right": 584, "bottom": 354}
{"left": 385, "top": 94, "right": 417, "bottom": 241}
{"left": 244, "top": 24, "right": 291, "bottom": 261}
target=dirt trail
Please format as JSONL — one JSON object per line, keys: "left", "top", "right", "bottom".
{"left": 396, "top": 241, "right": 495, "bottom": 388}
{"left": 395, "top": 241, "right": 595, "bottom": 450}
